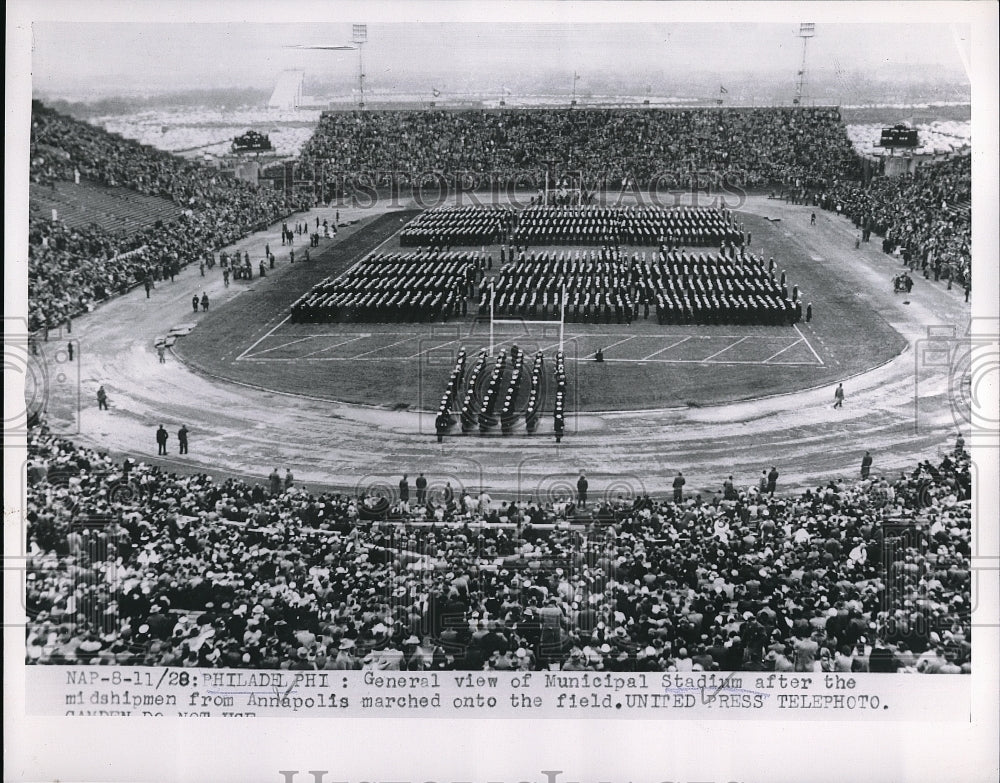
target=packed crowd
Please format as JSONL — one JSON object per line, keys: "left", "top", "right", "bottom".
{"left": 298, "top": 107, "right": 860, "bottom": 189}
{"left": 28, "top": 101, "right": 310, "bottom": 331}
{"left": 25, "top": 426, "right": 971, "bottom": 672}
{"left": 818, "top": 155, "right": 972, "bottom": 288}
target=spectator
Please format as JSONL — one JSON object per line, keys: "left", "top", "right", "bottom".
{"left": 23, "top": 425, "right": 971, "bottom": 672}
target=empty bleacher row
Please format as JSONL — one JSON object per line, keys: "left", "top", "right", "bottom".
{"left": 480, "top": 249, "right": 803, "bottom": 325}
{"left": 290, "top": 251, "right": 478, "bottom": 323}
{"left": 511, "top": 206, "right": 744, "bottom": 246}
{"left": 28, "top": 181, "right": 184, "bottom": 236}
{"left": 434, "top": 346, "right": 559, "bottom": 437}
{"left": 400, "top": 206, "right": 515, "bottom": 247}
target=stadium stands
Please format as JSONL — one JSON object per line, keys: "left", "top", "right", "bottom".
{"left": 28, "top": 181, "right": 184, "bottom": 235}
{"left": 27, "top": 101, "right": 309, "bottom": 331}
{"left": 298, "top": 106, "right": 860, "bottom": 189}
{"left": 819, "top": 155, "right": 971, "bottom": 288}
{"left": 24, "top": 424, "right": 972, "bottom": 672}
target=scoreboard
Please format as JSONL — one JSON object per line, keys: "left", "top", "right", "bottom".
{"left": 880, "top": 125, "right": 919, "bottom": 148}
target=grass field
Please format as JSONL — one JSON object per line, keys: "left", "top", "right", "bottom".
{"left": 177, "top": 205, "right": 907, "bottom": 412}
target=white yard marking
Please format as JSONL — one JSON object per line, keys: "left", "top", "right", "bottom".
{"left": 700, "top": 336, "right": 749, "bottom": 362}
{"left": 350, "top": 335, "right": 419, "bottom": 358}
{"left": 762, "top": 338, "right": 805, "bottom": 363}
{"left": 297, "top": 334, "right": 369, "bottom": 358}
{"left": 245, "top": 334, "right": 326, "bottom": 357}
{"left": 583, "top": 334, "right": 637, "bottom": 358}
{"left": 235, "top": 315, "right": 290, "bottom": 360}
{"left": 794, "top": 324, "right": 825, "bottom": 365}
{"left": 640, "top": 336, "right": 692, "bottom": 361}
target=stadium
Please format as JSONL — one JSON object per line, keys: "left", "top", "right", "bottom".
{"left": 15, "top": 21, "right": 988, "bottom": 679}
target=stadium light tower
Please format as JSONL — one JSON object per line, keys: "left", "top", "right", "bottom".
{"left": 284, "top": 26, "right": 367, "bottom": 106}
{"left": 352, "top": 24, "right": 368, "bottom": 109}
{"left": 794, "top": 23, "right": 816, "bottom": 106}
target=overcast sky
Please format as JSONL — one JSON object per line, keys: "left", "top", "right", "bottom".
{"left": 31, "top": 20, "right": 971, "bottom": 99}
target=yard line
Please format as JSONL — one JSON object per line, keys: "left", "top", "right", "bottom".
{"left": 404, "top": 337, "right": 463, "bottom": 359}
{"left": 238, "top": 354, "right": 825, "bottom": 365}
{"left": 583, "top": 334, "right": 637, "bottom": 358}
{"left": 762, "top": 337, "right": 804, "bottom": 363}
{"left": 700, "top": 336, "right": 749, "bottom": 362}
{"left": 298, "top": 334, "right": 368, "bottom": 358}
{"left": 235, "top": 315, "right": 290, "bottom": 360}
{"left": 350, "top": 334, "right": 419, "bottom": 359}
{"left": 598, "top": 357, "right": 819, "bottom": 365}
{"left": 246, "top": 334, "right": 326, "bottom": 357}
{"left": 640, "top": 335, "right": 692, "bottom": 361}
{"left": 794, "top": 324, "right": 825, "bottom": 365}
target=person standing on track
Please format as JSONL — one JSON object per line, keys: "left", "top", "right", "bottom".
{"left": 672, "top": 472, "right": 686, "bottom": 504}
{"left": 97, "top": 386, "right": 109, "bottom": 411}
{"left": 577, "top": 473, "right": 589, "bottom": 507}
{"left": 766, "top": 466, "right": 779, "bottom": 496}
{"left": 415, "top": 473, "right": 428, "bottom": 505}
{"left": 177, "top": 425, "right": 189, "bottom": 455}
{"left": 861, "top": 451, "right": 873, "bottom": 480}
{"left": 833, "top": 382, "right": 845, "bottom": 409}
{"left": 155, "top": 425, "right": 169, "bottom": 455}
{"left": 399, "top": 475, "right": 410, "bottom": 512}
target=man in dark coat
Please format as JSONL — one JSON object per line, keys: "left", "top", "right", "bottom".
{"left": 766, "top": 467, "right": 779, "bottom": 496}
{"left": 673, "top": 472, "right": 686, "bottom": 504}
{"left": 399, "top": 475, "right": 410, "bottom": 511}
{"left": 155, "top": 425, "right": 169, "bottom": 455}
{"left": 177, "top": 425, "right": 189, "bottom": 455}
{"left": 577, "top": 473, "right": 589, "bottom": 507}
{"left": 861, "top": 452, "right": 873, "bottom": 479}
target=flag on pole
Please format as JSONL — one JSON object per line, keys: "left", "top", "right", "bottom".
{"left": 432, "top": 88, "right": 441, "bottom": 97}
{"left": 719, "top": 85, "right": 728, "bottom": 94}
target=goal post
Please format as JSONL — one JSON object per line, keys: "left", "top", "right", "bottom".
{"left": 488, "top": 283, "right": 565, "bottom": 356}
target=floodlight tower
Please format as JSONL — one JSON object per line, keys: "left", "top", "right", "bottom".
{"left": 794, "top": 23, "right": 816, "bottom": 106}
{"left": 352, "top": 24, "right": 368, "bottom": 108}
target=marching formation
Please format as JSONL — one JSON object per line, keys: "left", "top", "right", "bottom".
{"left": 481, "top": 248, "right": 803, "bottom": 326}
{"left": 290, "top": 251, "right": 479, "bottom": 323}
{"left": 434, "top": 346, "right": 561, "bottom": 438}
{"left": 401, "top": 206, "right": 515, "bottom": 247}
{"left": 511, "top": 206, "right": 745, "bottom": 247}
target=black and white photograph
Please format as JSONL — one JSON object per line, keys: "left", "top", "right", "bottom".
{"left": 5, "top": 2, "right": 998, "bottom": 782}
